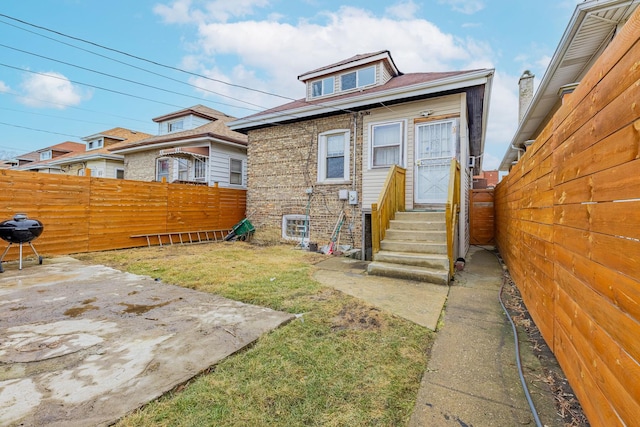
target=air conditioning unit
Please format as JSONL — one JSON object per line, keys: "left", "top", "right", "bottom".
{"left": 468, "top": 156, "right": 476, "bottom": 168}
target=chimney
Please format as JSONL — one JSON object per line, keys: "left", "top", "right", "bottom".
{"left": 518, "top": 70, "right": 535, "bottom": 123}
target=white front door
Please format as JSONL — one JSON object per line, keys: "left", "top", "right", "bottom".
{"left": 414, "top": 120, "right": 456, "bottom": 204}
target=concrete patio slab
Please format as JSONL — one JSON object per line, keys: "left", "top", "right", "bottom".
{"left": 0, "top": 257, "right": 294, "bottom": 427}
{"left": 313, "top": 257, "right": 449, "bottom": 330}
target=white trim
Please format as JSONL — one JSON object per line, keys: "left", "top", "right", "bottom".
{"left": 317, "top": 129, "right": 351, "bottom": 183}
{"left": 298, "top": 51, "right": 397, "bottom": 81}
{"left": 230, "top": 70, "right": 494, "bottom": 130}
{"left": 229, "top": 157, "right": 244, "bottom": 186}
{"left": 111, "top": 137, "right": 246, "bottom": 154}
{"left": 368, "top": 119, "right": 407, "bottom": 169}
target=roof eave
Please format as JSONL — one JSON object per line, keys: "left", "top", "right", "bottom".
{"left": 111, "top": 134, "right": 247, "bottom": 154}
{"left": 231, "top": 69, "right": 494, "bottom": 131}
{"left": 499, "top": 0, "right": 639, "bottom": 171}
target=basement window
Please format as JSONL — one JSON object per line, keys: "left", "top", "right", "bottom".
{"left": 282, "top": 214, "right": 309, "bottom": 241}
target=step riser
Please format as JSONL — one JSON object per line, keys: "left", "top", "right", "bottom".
{"left": 367, "top": 263, "right": 449, "bottom": 285}
{"left": 374, "top": 253, "right": 449, "bottom": 270}
{"left": 381, "top": 241, "right": 447, "bottom": 254}
{"left": 395, "top": 212, "right": 445, "bottom": 222}
{"left": 390, "top": 220, "right": 446, "bottom": 231}
{"left": 384, "top": 230, "right": 446, "bottom": 243}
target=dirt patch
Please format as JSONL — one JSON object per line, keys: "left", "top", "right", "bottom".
{"left": 331, "top": 302, "right": 386, "bottom": 331}
{"left": 119, "top": 300, "right": 172, "bottom": 315}
{"left": 500, "top": 267, "right": 590, "bottom": 426}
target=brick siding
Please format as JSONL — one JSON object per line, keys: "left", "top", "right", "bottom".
{"left": 247, "top": 113, "right": 364, "bottom": 248}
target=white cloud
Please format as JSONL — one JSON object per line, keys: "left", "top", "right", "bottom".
{"left": 18, "top": 72, "right": 89, "bottom": 109}
{"left": 156, "top": 2, "right": 517, "bottom": 168}
{"left": 0, "top": 81, "right": 10, "bottom": 93}
{"left": 438, "top": 0, "right": 485, "bottom": 14}
{"left": 484, "top": 71, "right": 520, "bottom": 165}
{"left": 154, "top": 0, "right": 269, "bottom": 24}
{"left": 385, "top": 0, "right": 420, "bottom": 20}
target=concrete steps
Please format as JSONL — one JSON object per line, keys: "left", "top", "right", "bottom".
{"left": 368, "top": 211, "right": 450, "bottom": 285}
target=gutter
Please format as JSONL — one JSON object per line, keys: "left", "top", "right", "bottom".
{"left": 111, "top": 135, "right": 247, "bottom": 155}
{"left": 230, "top": 69, "right": 494, "bottom": 131}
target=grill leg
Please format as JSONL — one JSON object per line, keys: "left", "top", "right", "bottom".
{"left": 28, "top": 242, "right": 42, "bottom": 265}
{"left": 19, "top": 243, "right": 23, "bottom": 270}
{"left": 0, "top": 243, "right": 12, "bottom": 273}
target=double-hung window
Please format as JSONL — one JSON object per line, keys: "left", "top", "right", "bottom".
{"left": 168, "top": 120, "right": 184, "bottom": 133}
{"left": 340, "top": 66, "right": 375, "bottom": 91}
{"left": 157, "top": 158, "right": 170, "bottom": 182}
{"left": 177, "top": 158, "right": 189, "bottom": 180}
{"left": 370, "top": 121, "right": 404, "bottom": 168}
{"left": 230, "top": 158, "right": 243, "bottom": 185}
{"left": 318, "top": 130, "right": 350, "bottom": 182}
{"left": 311, "top": 77, "right": 334, "bottom": 98}
{"left": 194, "top": 158, "right": 206, "bottom": 181}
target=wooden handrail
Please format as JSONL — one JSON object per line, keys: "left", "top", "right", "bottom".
{"left": 445, "top": 159, "right": 461, "bottom": 277}
{"left": 371, "top": 165, "right": 406, "bottom": 255}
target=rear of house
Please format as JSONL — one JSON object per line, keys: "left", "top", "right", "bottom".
{"left": 230, "top": 51, "right": 493, "bottom": 279}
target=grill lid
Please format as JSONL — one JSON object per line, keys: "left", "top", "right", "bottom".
{"left": 0, "top": 214, "right": 44, "bottom": 243}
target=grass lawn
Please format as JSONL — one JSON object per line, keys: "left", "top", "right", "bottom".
{"left": 77, "top": 242, "right": 434, "bottom": 426}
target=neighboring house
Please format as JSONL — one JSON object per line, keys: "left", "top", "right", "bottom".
{"left": 111, "top": 105, "right": 248, "bottom": 187}
{"left": 473, "top": 170, "right": 499, "bottom": 189}
{"left": 13, "top": 142, "right": 86, "bottom": 173}
{"left": 230, "top": 50, "right": 493, "bottom": 281}
{"left": 48, "top": 128, "right": 152, "bottom": 178}
{"left": 500, "top": 0, "right": 639, "bottom": 171}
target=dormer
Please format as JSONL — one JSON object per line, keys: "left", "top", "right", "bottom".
{"left": 152, "top": 105, "right": 227, "bottom": 135}
{"left": 82, "top": 133, "right": 126, "bottom": 151}
{"left": 298, "top": 50, "right": 401, "bottom": 102}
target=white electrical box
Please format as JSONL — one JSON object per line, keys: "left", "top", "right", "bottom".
{"left": 338, "top": 189, "right": 349, "bottom": 200}
{"left": 348, "top": 191, "right": 358, "bottom": 205}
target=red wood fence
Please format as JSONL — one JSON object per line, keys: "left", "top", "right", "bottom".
{"left": 495, "top": 9, "right": 640, "bottom": 426}
{"left": 0, "top": 169, "right": 246, "bottom": 261}
{"left": 469, "top": 189, "right": 494, "bottom": 245}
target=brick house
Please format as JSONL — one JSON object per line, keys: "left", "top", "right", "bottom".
{"left": 230, "top": 51, "right": 493, "bottom": 279}
{"left": 111, "top": 105, "right": 248, "bottom": 188}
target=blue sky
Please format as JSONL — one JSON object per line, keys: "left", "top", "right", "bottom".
{"left": 0, "top": 0, "right": 581, "bottom": 169}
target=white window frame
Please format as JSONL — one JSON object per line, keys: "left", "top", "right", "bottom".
{"left": 282, "top": 214, "right": 309, "bottom": 242}
{"left": 229, "top": 158, "right": 243, "bottom": 186}
{"left": 340, "top": 65, "right": 376, "bottom": 91}
{"left": 115, "top": 168, "right": 125, "bottom": 179}
{"left": 168, "top": 119, "right": 184, "bottom": 133}
{"left": 317, "top": 129, "right": 350, "bottom": 183}
{"left": 39, "top": 150, "right": 52, "bottom": 161}
{"left": 156, "top": 158, "right": 170, "bottom": 182}
{"left": 369, "top": 120, "right": 406, "bottom": 169}
{"left": 311, "top": 77, "right": 334, "bottom": 98}
{"left": 194, "top": 157, "right": 207, "bottom": 181}
{"left": 87, "top": 138, "right": 103, "bottom": 151}
{"left": 177, "top": 158, "right": 189, "bottom": 181}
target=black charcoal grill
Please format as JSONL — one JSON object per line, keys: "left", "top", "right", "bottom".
{"left": 0, "top": 213, "right": 44, "bottom": 272}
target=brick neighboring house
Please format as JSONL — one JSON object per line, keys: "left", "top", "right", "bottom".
{"left": 230, "top": 50, "right": 493, "bottom": 268}
{"left": 111, "top": 105, "right": 248, "bottom": 188}
{"left": 473, "top": 170, "right": 499, "bottom": 189}
{"left": 13, "top": 142, "right": 86, "bottom": 173}
{"left": 12, "top": 129, "right": 152, "bottom": 178}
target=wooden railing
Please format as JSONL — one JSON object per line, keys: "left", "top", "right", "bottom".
{"left": 445, "top": 159, "right": 461, "bottom": 276}
{"left": 371, "top": 165, "right": 406, "bottom": 254}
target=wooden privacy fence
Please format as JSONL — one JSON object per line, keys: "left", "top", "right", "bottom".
{"left": 495, "top": 9, "right": 640, "bottom": 426}
{"left": 0, "top": 169, "right": 246, "bottom": 261}
{"left": 469, "top": 189, "right": 494, "bottom": 245}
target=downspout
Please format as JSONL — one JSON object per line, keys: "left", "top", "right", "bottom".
{"left": 352, "top": 113, "right": 357, "bottom": 191}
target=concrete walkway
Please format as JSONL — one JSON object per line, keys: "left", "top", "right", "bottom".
{"left": 314, "top": 247, "right": 562, "bottom": 426}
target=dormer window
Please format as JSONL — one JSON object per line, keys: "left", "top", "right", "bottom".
{"left": 39, "top": 150, "right": 52, "bottom": 161}
{"left": 311, "top": 77, "right": 334, "bottom": 98}
{"left": 168, "top": 120, "right": 184, "bottom": 133}
{"left": 340, "top": 66, "right": 376, "bottom": 91}
{"left": 87, "top": 138, "right": 103, "bottom": 150}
